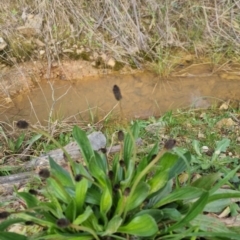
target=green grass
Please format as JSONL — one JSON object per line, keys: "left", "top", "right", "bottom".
{"left": 2, "top": 118, "right": 240, "bottom": 239}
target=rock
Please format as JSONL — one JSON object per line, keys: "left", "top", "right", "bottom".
{"left": 87, "top": 131, "right": 107, "bottom": 151}
{"left": 92, "top": 51, "right": 99, "bottom": 60}
{"left": 39, "top": 50, "right": 45, "bottom": 55}
{"left": 219, "top": 100, "right": 230, "bottom": 110}
{"left": 76, "top": 48, "right": 84, "bottom": 55}
{"left": 198, "top": 132, "right": 205, "bottom": 139}
{"left": 100, "top": 53, "right": 107, "bottom": 61}
{"left": 201, "top": 146, "right": 209, "bottom": 153}
{"left": 17, "top": 14, "right": 43, "bottom": 37}
{"left": 199, "top": 112, "right": 206, "bottom": 119}
{"left": 107, "top": 57, "right": 116, "bottom": 68}
{"left": 0, "top": 37, "right": 7, "bottom": 51}
{"left": 216, "top": 118, "right": 236, "bottom": 128}
{"left": 17, "top": 26, "right": 38, "bottom": 37}
{"left": 35, "top": 39, "right": 45, "bottom": 47}
{"left": 63, "top": 49, "right": 74, "bottom": 53}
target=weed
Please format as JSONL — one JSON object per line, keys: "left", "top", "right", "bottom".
{"left": 1, "top": 121, "right": 240, "bottom": 239}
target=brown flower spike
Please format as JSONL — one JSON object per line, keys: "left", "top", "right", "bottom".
{"left": 16, "top": 120, "right": 29, "bottom": 129}
{"left": 164, "top": 139, "right": 176, "bottom": 150}
{"left": 39, "top": 168, "right": 50, "bottom": 179}
{"left": 0, "top": 211, "right": 10, "bottom": 219}
{"left": 113, "top": 85, "right": 122, "bottom": 101}
{"left": 117, "top": 130, "right": 124, "bottom": 141}
{"left": 56, "top": 218, "right": 70, "bottom": 228}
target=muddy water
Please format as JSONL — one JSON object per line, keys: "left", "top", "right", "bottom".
{"left": 0, "top": 70, "right": 240, "bottom": 125}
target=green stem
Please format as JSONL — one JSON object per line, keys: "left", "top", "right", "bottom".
{"left": 123, "top": 147, "right": 167, "bottom": 218}
{"left": 70, "top": 224, "right": 100, "bottom": 240}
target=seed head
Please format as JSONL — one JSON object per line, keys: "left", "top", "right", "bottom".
{"left": 112, "top": 85, "right": 122, "bottom": 101}
{"left": 25, "top": 221, "right": 34, "bottom": 225}
{"left": 75, "top": 174, "right": 83, "bottom": 182}
{"left": 108, "top": 170, "right": 114, "bottom": 180}
{"left": 56, "top": 218, "right": 70, "bottom": 228}
{"left": 100, "top": 148, "right": 107, "bottom": 154}
{"left": 16, "top": 120, "right": 29, "bottom": 129}
{"left": 150, "top": 154, "right": 157, "bottom": 161}
{"left": 164, "top": 139, "right": 176, "bottom": 150}
{"left": 39, "top": 168, "right": 50, "bottom": 179}
{"left": 0, "top": 211, "right": 10, "bottom": 219}
{"left": 119, "top": 159, "right": 125, "bottom": 167}
{"left": 124, "top": 187, "right": 131, "bottom": 196}
{"left": 29, "top": 189, "right": 38, "bottom": 195}
{"left": 113, "top": 183, "right": 120, "bottom": 192}
{"left": 117, "top": 130, "right": 124, "bottom": 141}
{"left": 63, "top": 152, "right": 68, "bottom": 161}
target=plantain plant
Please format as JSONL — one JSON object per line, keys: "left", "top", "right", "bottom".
{"left": 1, "top": 121, "right": 240, "bottom": 240}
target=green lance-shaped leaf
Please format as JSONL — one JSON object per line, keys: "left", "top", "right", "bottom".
{"left": 118, "top": 214, "right": 158, "bottom": 237}
{"left": 123, "top": 121, "right": 140, "bottom": 167}
{"left": 47, "top": 177, "right": 71, "bottom": 203}
{"left": 100, "top": 187, "right": 112, "bottom": 215}
{"left": 0, "top": 218, "right": 26, "bottom": 231}
{"left": 212, "top": 138, "right": 230, "bottom": 162}
{"left": 154, "top": 186, "right": 205, "bottom": 208}
{"left": 157, "top": 152, "right": 178, "bottom": 170}
{"left": 15, "top": 212, "right": 56, "bottom": 229}
{"left": 0, "top": 232, "right": 27, "bottom": 240}
{"left": 148, "top": 170, "right": 169, "bottom": 194}
{"left": 15, "top": 133, "right": 25, "bottom": 151}
{"left": 126, "top": 181, "right": 150, "bottom": 212}
{"left": 75, "top": 177, "right": 88, "bottom": 214}
{"left": 49, "top": 157, "right": 73, "bottom": 187}
{"left": 73, "top": 126, "right": 95, "bottom": 167}
{"left": 17, "top": 192, "right": 39, "bottom": 208}
{"left": 102, "top": 215, "right": 123, "bottom": 236}
{"left": 191, "top": 173, "right": 220, "bottom": 190}
{"left": 34, "top": 235, "right": 93, "bottom": 240}
{"left": 64, "top": 199, "right": 77, "bottom": 222}
{"left": 167, "top": 191, "right": 209, "bottom": 232}
{"left": 168, "top": 151, "right": 191, "bottom": 179}
{"left": 73, "top": 206, "right": 93, "bottom": 225}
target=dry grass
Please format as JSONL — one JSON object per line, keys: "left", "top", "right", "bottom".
{"left": 0, "top": 0, "right": 240, "bottom": 70}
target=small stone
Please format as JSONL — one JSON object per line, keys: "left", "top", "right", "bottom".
{"left": 62, "top": 49, "right": 74, "bottom": 53}
{"left": 107, "top": 57, "right": 116, "bottom": 68}
{"left": 35, "top": 39, "right": 45, "bottom": 47}
{"left": 237, "top": 137, "right": 240, "bottom": 142}
{"left": 100, "top": 53, "right": 107, "bottom": 61}
{"left": 219, "top": 100, "right": 230, "bottom": 110}
{"left": 39, "top": 50, "right": 45, "bottom": 55}
{"left": 4, "top": 97, "right": 12, "bottom": 104}
{"left": 87, "top": 131, "right": 106, "bottom": 151}
{"left": 228, "top": 152, "right": 233, "bottom": 157}
{"left": 0, "top": 37, "right": 7, "bottom": 50}
{"left": 216, "top": 118, "right": 236, "bottom": 128}
{"left": 201, "top": 146, "right": 209, "bottom": 153}
{"left": 198, "top": 132, "right": 205, "bottom": 139}
{"left": 92, "top": 51, "right": 99, "bottom": 60}
{"left": 17, "top": 26, "right": 37, "bottom": 37}
{"left": 76, "top": 48, "right": 84, "bottom": 55}
{"left": 91, "top": 61, "right": 97, "bottom": 67}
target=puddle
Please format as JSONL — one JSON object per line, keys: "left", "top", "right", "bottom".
{"left": 0, "top": 69, "right": 240, "bottom": 125}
